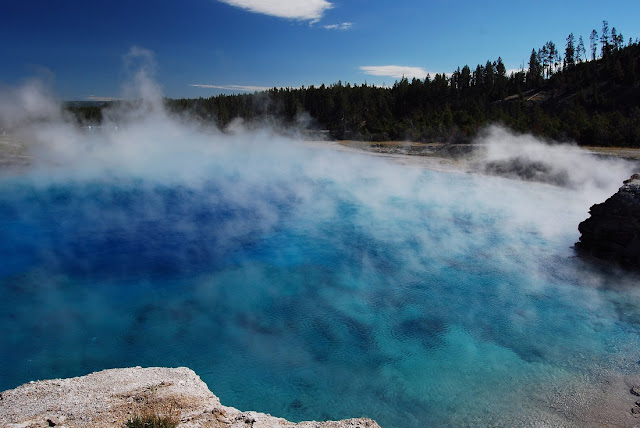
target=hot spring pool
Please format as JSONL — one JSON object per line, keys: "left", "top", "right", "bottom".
{"left": 1, "top": 135, "right": 639, "bottom": 427}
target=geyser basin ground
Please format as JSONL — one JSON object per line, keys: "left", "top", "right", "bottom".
{"left": 1, "top": 126, "right": 640, "bottom": 427}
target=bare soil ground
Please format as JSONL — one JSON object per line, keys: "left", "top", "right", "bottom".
{"left": 0, "top": 135, "right": 31, "bottom": 167}
{"left": 583, "top": 146, "right": 640, "bottom": 159}
{"left": 338, "top": 140, "right": 640, "bottom": 160}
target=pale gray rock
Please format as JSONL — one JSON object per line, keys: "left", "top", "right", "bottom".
{"left": 0, "top": 367, "right": 379, "bottom": 428}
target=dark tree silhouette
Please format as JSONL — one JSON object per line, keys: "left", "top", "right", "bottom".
{"left": 68, "top": 21, "right": 640, "bottom": 147}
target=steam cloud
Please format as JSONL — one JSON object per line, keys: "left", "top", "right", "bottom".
{"left": 2, "top": 61, "right": 640, "bottom": 427}
{"left": 1, "top": 70, "right": 637, "bottom": 277}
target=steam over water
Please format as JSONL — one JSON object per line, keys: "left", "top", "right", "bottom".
{"left": 2, "top": 89, "right": 640, "bottom": 426}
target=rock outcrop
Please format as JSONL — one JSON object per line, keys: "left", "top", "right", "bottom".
{"left": 575, "top": 174, "right": 640, "bottom": 270}
{"left": 0, "top": 367, "right": 379, "bottom": 428}
{"left": 480, "top": 156, "right": 571, "bottom": 186}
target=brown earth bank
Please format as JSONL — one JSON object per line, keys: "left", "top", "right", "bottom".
{"left": 0, "top": 367, "right": 380, "bottom": 428}
{"left": 337, "top": 140, "right": 640, "bottom": 161}
{"left": 0, "top": 135, "right": 31, "bottom": 168}
{"left": 4, "top": 133, "right": 640, "bottom": 172}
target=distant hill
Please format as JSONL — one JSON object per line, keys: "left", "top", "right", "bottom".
{"left": 67, "top": 24, "right": 640, "bottom": 147}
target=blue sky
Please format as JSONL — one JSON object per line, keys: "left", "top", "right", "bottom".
{"left": 2, "top": 0, "right": 639, "bottom": 100}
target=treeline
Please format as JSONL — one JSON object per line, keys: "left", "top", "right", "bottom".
{"left": 69, "top": 21, "right": 640, "bottom": 146}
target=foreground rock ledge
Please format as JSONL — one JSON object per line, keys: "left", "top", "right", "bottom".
{"left": 0, "top": 367, "right": 380, "bottom": 428}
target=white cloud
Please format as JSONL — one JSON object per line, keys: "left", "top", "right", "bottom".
{"left": 359, "top": 65, "right": 429, "bottom": 79}
{"left": 190, "top": 84, "right": 272, "bottom": 92}
{"left": 217, "top": 0, "right": 332, "bottom": 21}
{"left": 323, "top": 22, "right": 352, "bottom": 31}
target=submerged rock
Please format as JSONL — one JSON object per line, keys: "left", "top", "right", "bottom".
{"left": 0, "top": 367, "right": 380, "bottom": 428}
{"left": 575, "top": 174, "right": 640, "bottom": 270}
{"left": 480, "top": 156, "right": 570, "bottom": 186}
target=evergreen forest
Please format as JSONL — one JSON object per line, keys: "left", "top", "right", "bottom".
{"left": 69, "top": 21, "right": 640, "bottom": 147}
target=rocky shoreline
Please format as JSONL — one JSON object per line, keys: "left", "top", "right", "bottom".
{"left": 0, "top": 367, "right": 380, "bottom": 428}
{"left": 575, "top": 174, "right": 640, "bottom": 270}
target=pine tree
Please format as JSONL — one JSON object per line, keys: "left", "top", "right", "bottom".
{"left": 473, "top": 64, "right": 484, "bottom": 87}
{"left": 451, "top": 67, "right": 461, "bottom": 91}
{"left": 590, "top": 29, "right": 599, "bottom": 60}
{"left": 611, "top": 28, "right": 623, "bottom": 50}
{"left": 565, "top": 33, "right": 575, "bottom": 69}
{"left": 527, "top": 49, "right": 542, "bottom": 87}
{"left": 542, "top": 41, "right": 558, "bottom": 76}
{"left": 496, "top": 57, "right": 506, "bottom": 77}
{"left": 495, "top": 57, "right": 507, "bottom": 99}
{"left": 576, "top": 36, "right": 586, "bottom": 63}
{"left": 540, "top": 45, "right": 549, "bottom": 77}
{"left": 601, "top": 20, "right": 610, "bottom": 57}
{"left": 460, "top": 65, "right": 471, "bottom": 89}
{"left": 484, "top": 60, "right": 495, "bottom": 91}
{"left": 549, "top": 41, "right": 558, "bottom": 74}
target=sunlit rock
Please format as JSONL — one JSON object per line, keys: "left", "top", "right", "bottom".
{"left": 0, "top": 367, "right": 380, "bottom": 428}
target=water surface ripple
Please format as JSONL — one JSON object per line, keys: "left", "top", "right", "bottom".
{"left": 1, "top": 150, "right": 639, "bottom": 427}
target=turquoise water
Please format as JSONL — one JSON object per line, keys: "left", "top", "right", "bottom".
{"left": 1, "top": 142, "right": 639, "bottom": 426}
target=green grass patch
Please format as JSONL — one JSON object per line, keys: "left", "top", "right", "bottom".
{"left": 124, "top": 413, "right": 179, "bottom": 428}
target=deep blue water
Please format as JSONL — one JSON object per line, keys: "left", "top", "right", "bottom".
{"left": 1, "top": 147, "right": 639, "bottom": 427}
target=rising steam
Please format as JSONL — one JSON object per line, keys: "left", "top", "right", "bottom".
{"left": 2, "top": 51, "right": 640, "bottom": 427}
